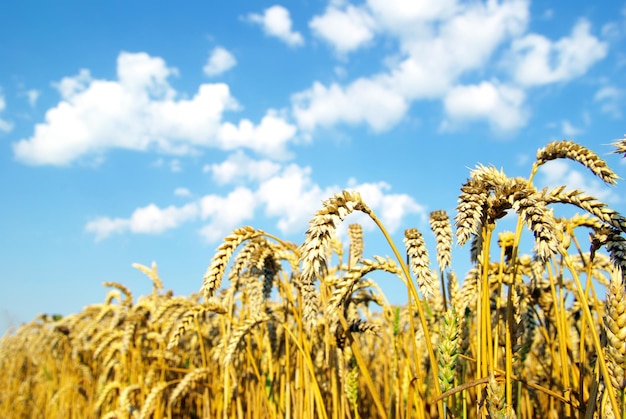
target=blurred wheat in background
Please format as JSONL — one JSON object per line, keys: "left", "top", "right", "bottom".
{"left": 1, "top": 138, "right": 626, "bottom": 419}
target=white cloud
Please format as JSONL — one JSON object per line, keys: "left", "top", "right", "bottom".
{"left": 174, "top": 187, "right": 192, "bottom": 197}
{"left": 207, "top": 150, "right": 281, "bottom": 185}
{"left": 309, "top": 4, "right": 376, "bottom": 54}
{"left": 198, "top": 187, "right": 258, "bottom": 242}
{"left": 86, "top": 160, "right": 424, "bottom": 243}
{"left": 561, "top": 120, "right": 583, "bottom": 136}
{"left": 443, "top": 81, "right": 527, "bottom": 132}
{"left": 218, "top": 109, "right": 297, "bottom": 159}
{"left": 129, "top": 203, "right": 198, "bottom": 233}
{"left": 0, "top": 95, "right": 13, "bottom": 133}
{"left": 366, "top": 0, "right": 459, "bottom": 35}
{"left": 507, "top": 19, "right": 608, "bottom": 86}
{"left": 203, "top": 46, "right": 237, "bottom": 77}
{"left": 292, "top": 0, "right": 530, "bottom": 134}
{"left": 594, "top": 86, "right": 622, "bottom": 118}
{"left": 25, "top": 89, "right": 40, "bottom": 108}
{"left": 247, "top": 5, "right": 304, "bottom": 47}
{"left": 253, "top": 165, "right": 425, "bottom": 236}
{"left": 85, "top": 217, "right": 129, "bottom": 242}
{"left": 256, "top": 164, "right": 334, "bottom": 233}
{"left": 347, "top": 180, "right": 426, "bottom": 232}
{"left": 292, "top": 79, "right": 407, "bottom": 132}
{"left": 85, "top": 202, "right": 199, "bottom": 241}
{"left": 170, "top": 159, "right": 182, "bottom": 172}
{"left": 13, "top": 52, "right": 297, "bottom": 165}
{"left": 54, "top": 68, "right": 93, "bottom": 99}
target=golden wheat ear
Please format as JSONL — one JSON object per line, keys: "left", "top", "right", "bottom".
{"left": 299, "top": 190, "right": 372, "bottom": 331}
{"left": 201, "top": 226, "right": 262, "bottom": 301}
{"left": 536, "top": 139, "right": 618, "bottom": 185}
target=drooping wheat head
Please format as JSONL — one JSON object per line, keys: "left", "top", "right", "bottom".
{"left": 536, "top": 139, "right": 618, "bottom": 185}
{"left": 299, "top": 190, "right": 372, "bottom": 330}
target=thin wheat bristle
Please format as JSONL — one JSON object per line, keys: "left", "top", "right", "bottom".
{"left": 612, "top": 135, "right": 626, "bottom": 157}
{"left": 536, "top": 139, "right": 618, "bottom": 185}
{"left": 404, "top": 227, "right": 437, "bottom": 298}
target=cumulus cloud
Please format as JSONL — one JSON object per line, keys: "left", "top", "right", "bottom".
{"left": 203, "top": 46, "right": 237, "bottom": 77}
{"left": 12, "top": 52, "right": 297, "bottom": 165}
{"left": 85, "top": 202, "right": 199, "bottom": 241}
{"left": 366, "top": 0, "right": 459, "bottom": 33}
{"left": 246, "top": 5, "right": 304, "bottom": 47}
{"left": 198, "top": 187, "right": 258, "bottom": 242}
{"left": 206, "top": 150, "right": 281, "bottom": 185}
{"left": 309, "top": 4, "right": 376, "bottom": 54}
{"left": 218, "top": 109, "right": 298, "bottom": 159}
{"left": 507, "top": 19, "right": 608, "bottom": 86}
{"left": 443, "top": 81, "right": 528, "bottom": 132}
{"left": 292, "top": 78, "right": 407, "bottom": 132}
{"left": 86, "top": 160, "right": 424, "bottom": 243}
{"left": 292, "top": 0, "right": 530, "bottom": 134}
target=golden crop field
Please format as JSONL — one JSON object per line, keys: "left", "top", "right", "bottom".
{"left": 1, "top": 138, "right": 625, "bottom": 419}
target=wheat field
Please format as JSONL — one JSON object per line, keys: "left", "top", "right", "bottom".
{"left": 1, "top": 138, "right": 625, "bottom": 418}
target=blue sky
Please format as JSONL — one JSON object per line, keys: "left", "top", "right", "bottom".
{"left": 1, "top": 0, "right": 625, "bottom": 333}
